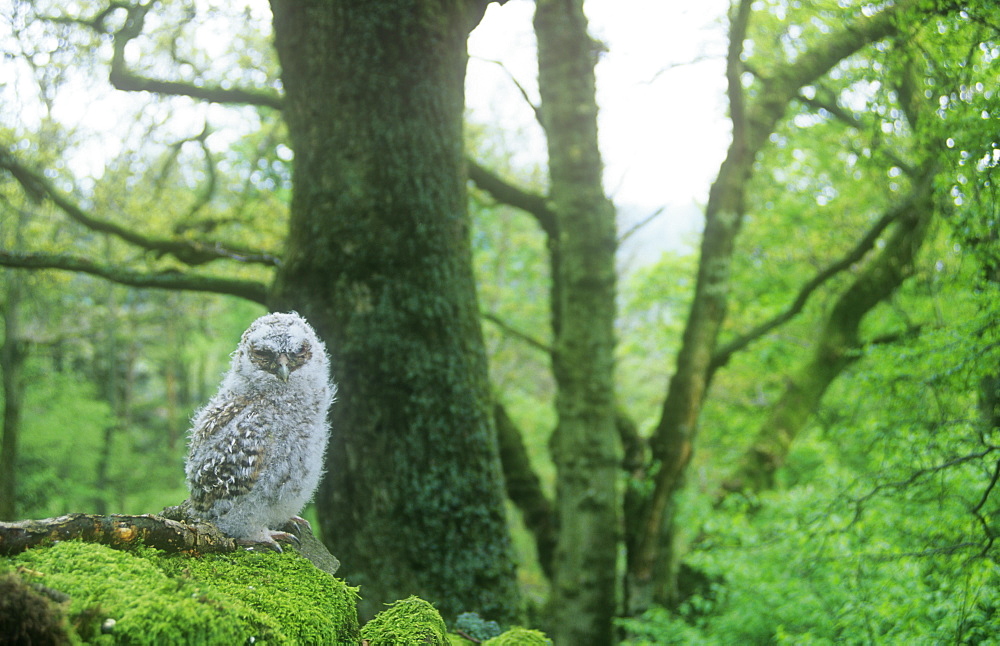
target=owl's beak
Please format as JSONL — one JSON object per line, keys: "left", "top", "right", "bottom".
{"left": 276, "top": 353, "right": 291, "bottom": 383}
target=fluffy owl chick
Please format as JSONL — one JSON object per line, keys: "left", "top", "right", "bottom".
{"left": 185, "top": 312, "right": 334, "bottom": 550}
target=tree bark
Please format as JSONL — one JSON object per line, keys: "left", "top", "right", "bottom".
{"left": 627, "top": 0, "right": 925, "bottom": 613}
{"left": 494, "top": 402, "right": 557, "bottom": 579}
{"left": 0, "top": 276, "right": 27, "bottom": 522}
{"left": 268, "top": 0, "right": 520, "bottom": 624}
{"left": 723, "top": 173, "right": 936, "bottom": 495}
{"left": 0, "top": 206, "right": 30, "bottom": 522}
{"left": 0, "top": 509, "right": 341, "bottom": 576}
{"left": 535, "top": 1, "right": 620, "bottom": 643}
{"left": 0, "top": 513, "right": 238, "bottom": 556}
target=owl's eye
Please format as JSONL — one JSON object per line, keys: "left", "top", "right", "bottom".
{"left": 251, "top": 347, "right": 275, "bottom": 360}
{"left": 293, "top": 342, "right": 313, "bottom": 365}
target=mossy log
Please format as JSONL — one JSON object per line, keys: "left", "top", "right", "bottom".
{"left": 0, "top": 513, "right": 235, "bottom": 556}
{"left": 2, "top": 541, "right": 359, "bottom": 644}
{"left": 0, "top": 504, "right": 340, "bottom": 576}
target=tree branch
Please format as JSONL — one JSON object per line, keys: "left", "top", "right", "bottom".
{"left": 494, "top": 402, "right": 556, "bottom": 579}
{"left": 482, "top": 312, "right": 552, "bottom": 354}
{"left": 618, "top": 206, "right": 665, "bottom": 245}
{"left": 0, "top": 509, "right": 342, "bottom": 574}
{"left": 744, "top": 0, "right": 916, "bottom": 151}
{"left": 0, "top": 151, "right": 281, "bottom": 267}
{"left": 467, "top": 158, "right": 557, "bottom": 238}
{"left": 0, "top": 250, "right": 268, "bottom": 304}
{"left": 470, "top": 56, "right": 543, "bottom": 125}
{"left": 798, "top": 91, "right": 917, "bottom": 176}
{"left": 0, "top": 513, "right": 237, "bottom": 556}
{"left": 709, "top": 202, "right": 903, "bottom": 375}
{"left": 49, "top": 2, "right": 283, "bottom": 109}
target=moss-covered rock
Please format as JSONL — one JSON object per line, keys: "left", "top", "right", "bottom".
{"left": 2, "top": 541, "right": 359, "bottom": 644}
{"left": 0, "top": 572, "right": 72, "bottom": 644}
{"left": 360, "top": 595, "right": 447, "bottom": 645}
{"left": 482, "top": 626, "right": 553, "bottom": 645}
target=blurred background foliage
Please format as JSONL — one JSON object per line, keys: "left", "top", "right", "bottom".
{"left": 2, "top": 0, "right": 999, "bottom": 642}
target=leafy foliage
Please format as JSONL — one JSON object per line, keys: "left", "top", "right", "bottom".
{"left": 2, "top": 0, "right": 1000, "bottom": 642}
{"left": 455, "top": 611, "right": 503, "bottom": 641}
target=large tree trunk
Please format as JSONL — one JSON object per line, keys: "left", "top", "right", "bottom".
{"left": 535, "top": 1, "right": 620, "bottom": 643}
{"left": 268, "top": 0, "right": 520, "bottom": 624}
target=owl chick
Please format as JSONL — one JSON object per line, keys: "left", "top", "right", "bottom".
{"left": 185, "top": 312, "right": 334, "bottom": 550}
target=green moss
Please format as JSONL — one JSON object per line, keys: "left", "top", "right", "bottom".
{"left": 482, "top": 627, "right": 553, "bottom": 645}
{"left": 360, "top": 595, "right": 448, "bottom": 645}
{"left": 3, "top": 541, "right": 359, "bottom": 645}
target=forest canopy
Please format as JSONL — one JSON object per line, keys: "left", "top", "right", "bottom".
{"left": 1, "top": 0, "right": 999, "bottom": 644}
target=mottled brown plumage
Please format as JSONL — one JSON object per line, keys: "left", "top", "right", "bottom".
{"left": 184, "top": 312, "right": 334, "bottom": 550}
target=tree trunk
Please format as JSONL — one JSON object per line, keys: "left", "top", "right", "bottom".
{"left": 724, "top": 174, "right": 936, "bottom": 495}
{"left": 1, "top": 206, "right": 31, "bottom": 522}
{"left": 495, "top": 402, "right": 557, "bottom": 579}
{"left": 627, "top": 0, "right": 753, "bottom": 613}
{"left": 0, "top": 273, "right": 27, "bottom": 522}
{"left": 268, "top": 0, "right": 520, "bottom": 624}
{"left": 535, "top": 1, "right": 620, "bottom": 643}
{"left": 627, "top": 0, "right": 920, "bottom": 614}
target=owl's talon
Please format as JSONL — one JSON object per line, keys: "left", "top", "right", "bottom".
{"left": 237, "top": 530, "right": 299, "bottom": 553}
{"left": 238, "top": 538, "right": 284, "bottom": 553}
{"left": 271, "top": 530, "right": 301, "bottom": 546}
{"left": 289, "top": 516, "right": 312, "bottom": 533}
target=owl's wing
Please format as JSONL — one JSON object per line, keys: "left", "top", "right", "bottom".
{"left": 188, "top": 395, "right": 267, "bottom": 512}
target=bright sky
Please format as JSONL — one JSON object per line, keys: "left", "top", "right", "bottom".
{"left": 467, "top": 0, "right": 732, "bottom": 255}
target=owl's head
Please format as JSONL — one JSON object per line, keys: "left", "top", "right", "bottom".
{"left": 234, "top": 312, "right": 327, "bottom": 385}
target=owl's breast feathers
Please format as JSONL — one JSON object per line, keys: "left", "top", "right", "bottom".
{"left": 188, "top": 394, "right": 267, "bottom": 512}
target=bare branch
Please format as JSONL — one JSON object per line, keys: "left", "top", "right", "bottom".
{"left": 470, "top": 56, "right": 542, "bottom": 125}
{"left": 0, "top": 151, "right": 280, "bottom": 267}
{"left": 482, "top": 312, "right": 551, "bottom": 354}
{"left": 848, "top": 447, "right": 998, "bottom": 527}
{"left": 0, "top": 250, "right": 268, "bottom": 304}
{"left": 972, "top": 456, "right": 1000, "bottom": 515}
{"left": 467, "top": 158, "right": 557, "bottom": 238}
{"left": 0, "top": 513, "right": 237, "bottom": 556}
{"left": 618, "top": 206, "right": 665, "bottom": 244}
{"left": 645, "top": 54, "right": 723, "bottom": 84}
{"left": 49, "top": 2, "right": 283, "bottom": 109}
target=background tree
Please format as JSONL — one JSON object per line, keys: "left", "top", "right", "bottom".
{"left": 267, "top": 0, "right": 520, "bottom": 622}
{"left": 533, "top": 1, "right": 619, "bottom": 644}
{"left": 1, "top": 0, "right": 521, "bottom": 625}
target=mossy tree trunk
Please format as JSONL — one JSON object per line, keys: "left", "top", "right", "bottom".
{"left": 626, "top": 0, "right": 921, "bottom": 613}
{"left": 268, "top": 0, "right": 520, "bottom": 624}
{"left": 535, "top": 1, "right": 620, "bottom": 644}
{"left": 720, "top": 27, "right": 947, "bottom": 497}
{"left": 0, "top": 279, "right": 26, "bottom": 522}
{"left": 724, "top": 174, "right": 936, "bottom": 495}
{"left": 0, "top": 208, "right": 29, "bottom": 522}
